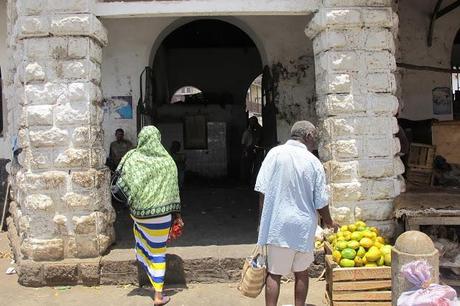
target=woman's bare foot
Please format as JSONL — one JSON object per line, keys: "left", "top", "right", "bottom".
{"left": 153, "top": 292, "right": 170, "bottom": 306}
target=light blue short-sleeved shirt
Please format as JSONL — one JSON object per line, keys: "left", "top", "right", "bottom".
{"left": 255, "top": 140, "right": 329, "bottom": 253}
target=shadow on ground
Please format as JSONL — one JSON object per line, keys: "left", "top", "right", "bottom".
{"left": 112, "top": 179, "right": 259, "bottom": 249}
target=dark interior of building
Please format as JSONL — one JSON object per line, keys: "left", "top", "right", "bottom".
{"left": 113, "top": 19, "right": 276, "bottom": 249}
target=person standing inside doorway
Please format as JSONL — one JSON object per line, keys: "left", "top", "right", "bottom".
{"left": 241, "top": 116, "right": 262, "bottom": 185}
{"left": 170, "top": 141, "right": 186, "bottom": 189}
{"left": 255, "top": 121, "right": 337, "bottom": 306}
{"left": 108, "top": 128, "right": 133, "bottom": 171}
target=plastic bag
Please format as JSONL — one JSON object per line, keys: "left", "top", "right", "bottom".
{"left": 397, "top": 260, "right": 458, "bottom": 306}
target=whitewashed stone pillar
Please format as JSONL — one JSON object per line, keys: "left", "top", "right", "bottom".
{"left": 7, "top": 0, "right": 115, "bottom": 261}
{"left": 306, "top": 0, "right": 404, "bottom": 237}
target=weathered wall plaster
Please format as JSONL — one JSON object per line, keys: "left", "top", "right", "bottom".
{"left": 101, "top": 15, "right": 316, "bottom": 153}
{"left": 398, "top": 0, "right": 460, "bottom": 120}
{"left": 0, "top": 0, "right": 9, "bottom": 159}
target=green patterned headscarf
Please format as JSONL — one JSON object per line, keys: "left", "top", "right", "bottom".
{"left": 117, "top": 126, "right": 181, "bottom": 218}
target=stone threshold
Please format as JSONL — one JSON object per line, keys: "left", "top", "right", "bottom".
{"left": 8, "top": 218, "right": 325, "bottom": 287}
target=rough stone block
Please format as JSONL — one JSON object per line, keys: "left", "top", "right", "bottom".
{"left": 68, "top": 82, "right": 97, "bottom": 102}
{"left": 78, "top": 262, "right": 101, "bottom": 285}
{"left": 48, "top": 0, "right": 93, "bottom": 13}
{"left": 44, "top": 263, "right": 78, "bottom": 285}
{"left": 50, "top": 14, "right": 91, "bottom": 35}
{"left": 324, "top": 0, "right": 392, "bottom": 6}
{"left": 318, "top": 51, "right": 358, "bottom": 72}
{"left": 16, "top": 0, "right": 47, "bottom": 16}
{"left": 365, "top": 29, "right": 395, "bottom": 51}
{"left": 68, "top": 37, "right": 89, "bottom": 59}
{"left": 366, "top": 51, "right": 395, "bottom": 72}
{"left": 28, "top": 148, "right": 54, "bottom": 169}
{"left": 27, "top": 105, "right": 53, "bottom": 126}
{"left": 25, "top": 194, "right": 54, "bottom": 211}
{"left": 354, "top": 200, "right": 394, "bottom": 221}
{"left": 331, "top": 181, "right": 364, "bottom": 201}
{"left": 49, "top": 37, "right": 69, "bottom": 60}
{"left": 63, "top": 237, "right": 77, "bottom": 258}
{"left": 17, "top": 260, "right": 45, "bottom": 287}
{"left": 54, "top": 148, "right": 89, "bottom": 168}
{"left": 29, "top": 127, "right": 69, "bottom": 147}
{"left": 325, "top": 9, "right": 362, "bottom": 27}
{"left": 331, "top": 205, "right": 354, "bottom": 224}
{"left": 366, "top": 136, "right": 395, "bottom": 157}
{"left": 363, "top": 8, "right": 393, "bottom": 27}
{"left": 368, "top": 93, "right": 398, "bottom": 114}
{"left": 323, "top": 116, "right": 398, "bottom": 138}
{"left": 73, "top": 214, "right": 97, "bottom": 235}
{"left": 53, "top": 214, "right": 69, "bottom": 235}
{"left": 24, "top": 62, "right": 46, "bottom": 82}
{"left": 100, "top": 250, "right": 137, "bottom": 285}
{"left": 55, "top": 102, "right": 90, "bottom": 126}
{"left": 367, "top": 72, "right": 396, "bottom": 93}
{"left": 25, "top": 83, "right": 67, "bottom": 105}
{"left": 324, "top": 160, "right": 359, "bottom": 183}
{"left": 24, "top": 38, "right": 49, "bottom": 60}
{"left": 317, "top": 94, "right": 366, "bottom": 116}
{"left": 22, "top": 171, "right": 68, "bottom": 191}
{"left": 89, "top": 149, "right": 106, "bottom": 168}
{"left": 63, "top": 192, "right": 91, "bottom": 209}
{"left": 317, "top": 73, "right": 351, "bottom": 94}
{"left": 321, "top": 139, "right": 360, "bottom": 161}
{"left": 359, "top": 157, "right": 404, "bottom": 178}
{"left": 89, "top": 39, "right": 103, "bottom": 64}
{"left": 368, "top": 178, "right": 400, "bottom": 200}
{"left": 18, "top": 16, "right": 50, "bottom": 38}
{"left": 75, "top": 235, "right": 99, "bottom": 258}
{"left": 29, "top": 238, "right": 64, "bottom": 261}
{"left": 49, "top": 14, "right": 108, "bottom": 46}
{"left": 71, "top": 169, "right": 96, "bottom": 188}
{"left": 60, "top": 60, "right": 90, "bottom": 79}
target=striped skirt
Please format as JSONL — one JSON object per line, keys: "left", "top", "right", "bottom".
{"left": 132, "top": 214, "right": 172, "bottom": 292}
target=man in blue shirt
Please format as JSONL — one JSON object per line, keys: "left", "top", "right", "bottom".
{"left": 255, "top": 121, "right": 337, "bottom": 306}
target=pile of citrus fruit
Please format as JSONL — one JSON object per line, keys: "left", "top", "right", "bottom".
{"left": 326, "top": 221, "right": 392, "bottom": 268}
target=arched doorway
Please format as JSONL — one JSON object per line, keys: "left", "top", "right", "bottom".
{"left": 150, "top": 19, "right": 264, "bottom": 178}
{"left": 453, "top": 29, "right": 460, "bottom": 117}
{"left": 144, "top": 19, "right": 269, "bottom": 246}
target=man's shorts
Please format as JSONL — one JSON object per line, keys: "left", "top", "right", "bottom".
{"left": 267, "top": 245, "right": 314, "bottom": 276}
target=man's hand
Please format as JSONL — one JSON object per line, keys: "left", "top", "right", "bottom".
{"left": 318, "top": 205, "right": 338, "bottom": 232}
{"left": 324, "top": 220, "right": 339, "bottom": 232}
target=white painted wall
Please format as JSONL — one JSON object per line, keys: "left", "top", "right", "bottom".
{"left": 398, "top": 0, "right": 460, "bottom": 120}
{"left": 0, "top": 0, "right": 9, "bottom": 159}
{"left": 100, "top": 15, "right": 315, "bottom": 153}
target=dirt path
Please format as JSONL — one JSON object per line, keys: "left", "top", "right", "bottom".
{"left": 0, "top": 233, "right": 326, "bottom": 306}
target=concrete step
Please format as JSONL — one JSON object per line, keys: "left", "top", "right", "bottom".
{"left": 15, "top": 241, "right": 325, "bottom": 287}
{"left": 100, "top": 245, "right": 326, "bottom": 286}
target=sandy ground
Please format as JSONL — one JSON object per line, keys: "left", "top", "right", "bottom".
{"left": 0, "top": 233, "right": 327, "bottom": 306}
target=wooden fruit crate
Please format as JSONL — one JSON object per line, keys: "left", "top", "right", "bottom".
{"left": 408, "top": 143, "right": 435, "bottom": 169}
{"left": 406, "top": 167, "right": 433, "bottom": 185}
{"left": 325, "top": 255, "right": 392, "bottom": 306}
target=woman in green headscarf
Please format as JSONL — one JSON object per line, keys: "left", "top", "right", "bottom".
{"left": 117, "top": 126, "right": 183, "bottom": 306}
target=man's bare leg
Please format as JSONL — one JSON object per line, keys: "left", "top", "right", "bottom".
{"left": 294, "top": 270, "right": 309, "bottom": 306}
{"left": 265, "top": 273, "right": 282, "bottom": 306}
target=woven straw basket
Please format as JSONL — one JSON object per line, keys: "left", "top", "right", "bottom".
{"left": 237, "top": 246, "right": 267, "bottom": 298}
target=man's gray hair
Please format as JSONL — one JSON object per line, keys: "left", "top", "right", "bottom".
{"left": 290, "top": 121, "right": 316, "bottom": 139}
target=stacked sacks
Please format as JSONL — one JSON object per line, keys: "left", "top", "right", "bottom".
{"left": 327, "top": 221, "right": 392, "bottom": 268}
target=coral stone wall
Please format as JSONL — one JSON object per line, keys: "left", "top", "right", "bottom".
{"left": 6, "top": 0, "right": 115, "bottom": 261}
{"left": 307, "top": 0, "right": 405, "bottom": 237}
